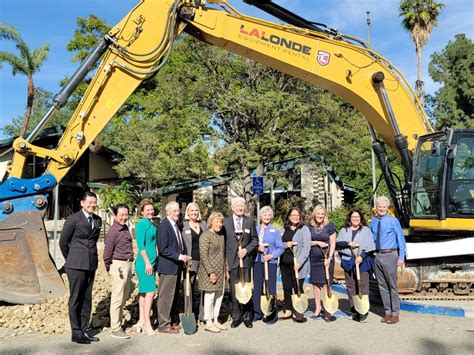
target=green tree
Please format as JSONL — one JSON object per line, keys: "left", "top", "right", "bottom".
{"left": 67, "top": 15, "right": 110, "bottom": 63}
{"left": 399, "top": 0, "right": 444, "bottom": 104}
{"left": 0, "top": 23, "right": 50, "bottom": 137}
{"left": 428, "top": 34, "right": 473, "bottom": 129}
{"left": 173, "top": 38, "right": 334, "bottom": 211}
{"left": 156, "top": 37, "right": 377, "bottom": 213}
{"left": 100, "top": 182, "right": 140, "bottom": 213}
{"left": 63, "top": 15, "right": 111, "bottom": 107}
{"left": 1, "top": 87, "right": 73, "bottom": 137}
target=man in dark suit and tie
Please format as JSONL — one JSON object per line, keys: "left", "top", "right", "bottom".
{"left": 59, "top": 191, "right": 102, "bottom": 344}
{"left": 156, "top": 201, "right": 190, "bottom": 334}
{"left": 223, "top": 196, "right": 258, "bottom": 328}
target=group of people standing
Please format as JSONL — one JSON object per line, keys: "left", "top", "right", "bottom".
{"left": 59, "top": 192, "right": 406, "bottom": 344}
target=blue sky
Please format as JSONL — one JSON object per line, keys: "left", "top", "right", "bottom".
{"left": 0, "top": 0, "right": 473, "bottom": 139}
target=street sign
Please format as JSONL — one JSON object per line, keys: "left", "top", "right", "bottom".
{"left": 252, "top": 176, "right": 264, "bottom": 195}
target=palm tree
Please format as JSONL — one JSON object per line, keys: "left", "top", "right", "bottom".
{"left": 399, "top": 0, "right": 444, "bottom": 105}
{"left": 0, "top": 23, "right": 50, "bottom": 137}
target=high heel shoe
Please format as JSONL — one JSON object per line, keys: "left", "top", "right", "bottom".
{"left": 136, "top": 320, "right": 144, "bottom": 334}
{"left": 143, "top": 322, "right": 156, "bottom": 336}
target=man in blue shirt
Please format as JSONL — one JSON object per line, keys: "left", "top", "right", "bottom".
{"left": 370, "top": 196, "right": 406, "bottom": 325}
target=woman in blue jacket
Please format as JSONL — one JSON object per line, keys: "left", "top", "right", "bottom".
{"left": 253, "top": 206, "right": 285, "bottom": 323}
{"left": 336, "top": 209, "right": 375, "bottom": 322}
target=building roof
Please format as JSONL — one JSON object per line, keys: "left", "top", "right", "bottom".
{"left": 146, "top": 153, "right": 358, "bottom": 196}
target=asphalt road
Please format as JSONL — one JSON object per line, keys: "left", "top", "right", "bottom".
{"left": 1, "top": 305, "right": 472, "bottom": 355}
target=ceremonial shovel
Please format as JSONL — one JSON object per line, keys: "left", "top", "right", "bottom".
{"left": 260, "top": 243, "right": 275, "bottom": 316}
{"left": 235, "top": 240, "right": 252, "bottom": 304}
{"left": 351, "top": 247, "right": 370, "bottom": 315}
{"left": 179, "top": 259, "right": 196, "bottom": 335}
{"left": 291, "top": 243, "right": 308, "bottom": 314}
{"left": 320, "top": 246, "right": 339, "bottom": 314}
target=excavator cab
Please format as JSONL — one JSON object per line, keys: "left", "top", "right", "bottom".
{"left": 411, "top": 129, "right": 474, "bottom": 224}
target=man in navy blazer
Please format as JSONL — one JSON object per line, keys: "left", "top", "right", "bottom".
{"left": 223, "top": 196, "right": 258, "bottom": 329}
{"left": 59, "top": 191, "right": 102, "bottom": 344}
{"left": 156, "top": 201, "right": 190, "bottom": 333}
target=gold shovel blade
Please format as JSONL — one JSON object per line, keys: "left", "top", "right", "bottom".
{"left": 291, "top": 294, "right": 308, "bottom": 314}
{"left": 235, "top": 282, "right": 252, "bottom": 304}
{"left": 261, "top": 295, "right": 275, "bottom": 316}
{"left": 353, "top": 294, "right": 370, "bottom": 315}
{"left": 321, "top": 293, "right": 339, "bottom": 314}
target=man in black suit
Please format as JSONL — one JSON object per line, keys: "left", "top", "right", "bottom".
{"left": 156, "top": 201, "right": 190, "bottom": 334}
{"left": 59, "top": 191, "right": 102, "bottom": 344}
{"left": 223, "top": 196, "right": 258, "bottom": 328}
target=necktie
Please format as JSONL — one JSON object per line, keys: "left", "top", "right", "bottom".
{"left": 87, "top": 216, "right": 93, "bottom": 228}
{"left": 376, "top": 218, "right": 381, "bottom": 251}
{"left": 236, "top": 217, "right": 242, "bottom": 231}
{"left": 175, "top": 224, "right": 183, "bottom": 253}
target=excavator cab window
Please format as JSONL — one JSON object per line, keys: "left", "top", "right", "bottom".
{"left": 411, "top": 135, "right": 446, "bottom": 218}
{"left": 447, "top": 137, "right": 474, "bottom": 216}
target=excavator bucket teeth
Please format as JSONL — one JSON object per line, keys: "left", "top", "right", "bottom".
{"left": 0, "top": 211, "right": 66, "bottom": 304}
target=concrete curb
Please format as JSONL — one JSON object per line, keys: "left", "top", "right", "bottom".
{"left": 276, "top": 277, "right": 468, "bottom": 318}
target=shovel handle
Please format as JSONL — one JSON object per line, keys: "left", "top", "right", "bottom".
{"left": 355, "top": 261, "right": 362, "bottom": 298}
{"left": 238, "top": 245, "right": 244, "bottom": 269}
{"left": 355, "top": 261, "right": 361, "bottom": 281}
{"left": 238, "top": 245, "right": 245, "bottom": 285}
{"left": 185, "top": 258, "right": 192, "bottom": 313}
{"left": 261, "top": 242, "right": 270, "bottom": 280}
{"left": 264, "top": 258, "right": 269, "bottom": 280}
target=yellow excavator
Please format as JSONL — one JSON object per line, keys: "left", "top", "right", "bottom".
{"left": 0, "top": 0, "right": 472, "bottom": 304}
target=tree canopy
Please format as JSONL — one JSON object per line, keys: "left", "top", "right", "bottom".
{"left": 0, "top": 23, "right": 50, "bottom": 137}
{"left": 428, "top": 33, "right": 473, "bottom": 129}
{"left": 399, "top": 0, "right": 444, "bottom": 103}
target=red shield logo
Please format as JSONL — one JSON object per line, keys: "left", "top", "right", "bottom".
{"left": 317, "top": 51, "right": 330, "bottom": 66}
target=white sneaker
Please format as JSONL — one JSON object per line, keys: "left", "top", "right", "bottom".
{"left": 111, "top": 330, "right": 131, "bottom": 339}
{"left": 213, "top": 321, "right": 227, "bottom": 331}
{"left": 204, "top": 323, "right": 221, "bottom": 333}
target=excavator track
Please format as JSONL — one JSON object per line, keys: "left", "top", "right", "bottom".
{"left": 399, "top": 294, "right": 474, "bottom": 301}
{"left": 335, "top": 259, "right": 474, "bottom": 302}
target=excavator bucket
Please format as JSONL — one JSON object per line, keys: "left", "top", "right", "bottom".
{"left": 0, "top": 211, "right": 66, "bottom": 304}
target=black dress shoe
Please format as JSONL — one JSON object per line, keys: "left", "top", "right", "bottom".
{"left": 71, "top": 335, "right": 90, "bottom": 344}
{"left": 244, "top": 321, "right": 253, "bottom": 328}
{"left": 230, "top": 320, "right": 242, "bottom": 328}
{"left": 83, "top": 332, "right": 100, "bottom": 342}
{"left": 292, "top": 316, "right": 307, "bottom": 323}
{"left": 322, "top": 311, "right": 336, "bottom": 322}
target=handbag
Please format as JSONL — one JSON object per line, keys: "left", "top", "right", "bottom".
{"left": 340, "top": 255, "right": 355, "bottom": 273}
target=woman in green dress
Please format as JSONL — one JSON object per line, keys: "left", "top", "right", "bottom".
{"left": 135, "top": 199, "right": 157, "bottom": 336}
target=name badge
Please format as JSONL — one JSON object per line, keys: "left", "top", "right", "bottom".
{"left": 269, "top": 229, "right": 275, "bottom": 233}
{"left": 185, "top": 230, "right": 191, "bottom": 234}
{"left": 244, "top": 228, "right": 250, "bottom": 233}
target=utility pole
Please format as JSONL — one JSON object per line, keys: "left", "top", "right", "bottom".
{"left": 366, "top": 10, "right": 377, "bottom": 208}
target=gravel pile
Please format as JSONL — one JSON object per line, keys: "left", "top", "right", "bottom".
{"left": 0, "top": 245, "right": 140, "bottom": 337}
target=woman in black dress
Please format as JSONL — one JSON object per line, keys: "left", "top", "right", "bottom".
{"left": 309, "top": 205, "right": 337, "bottom": 321}
{"left": 183, "top": 202, "right": 207, "bottom": 323}
{"left": 279, "top": 207, "right": 311, "bottom": 322}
